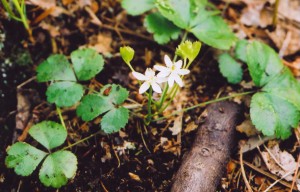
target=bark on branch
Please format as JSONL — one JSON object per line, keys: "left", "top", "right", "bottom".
{"left": 171, "top": 101, "right": 242, "bottom": 192}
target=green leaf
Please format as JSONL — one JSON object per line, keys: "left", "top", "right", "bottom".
{"left": 101, "top": 107, "right": 129, "bottom": 133}
{"left": 246, "top": 41, "right": 283, "bottom": 86}
{"left": 76, "top": 94, "right": 113, "bottom": 121}
{"left": 156, "top": 0, "right": 191, "bottom": 29}
{"left": 46, "top": 82, "right": 84, "bottom": 107}
{"left": 144, "top": 12, "right": 181, "bottom": 44}
{"left": 250, "top": 92, "right": 300, "bottom": 139}
{"left": 175, "top": 40, "right": 201, "bottom": 62}
{"left": 101, "top": 84, "right": 129, "bottom": 105}
{"left": 218, "top": 53, "right": 243, "bottom": 84}
{"left": 250, "top": 93, "right": 278, "bottom": 136}
{"left": 29, "top": 121, "right": 67, "bottom": 150}
{"left": 263, "top": 68, "right": 300, "bottom": 110}
{"left": 121, "top": 0, "right": 155, "bottom": 16}
{"left": 5, "top": 142, "right": 47, "bottom": 176}
{"left": 39, "top": 150, "right": 77, "bottom": 188}
{"left": 71, "top": 48, "right": 104, "bottom": 81}
{"left": 120, "top": 46, "right": 135, "bottom": 64}
{"left": 190, "top": 15, "right": 237, "bottom": 50}
{"left": 155, "top": 0, "right": 236, "bottom": 49}
{"left": 235, "top": 39, "right": 248, "bottom": 62}
{"left": 37, "top": 54, "right": 76, "bottom": 82}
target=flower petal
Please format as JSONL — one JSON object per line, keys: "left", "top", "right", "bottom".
{"left": 174, "top": 74, "right": 184, "bottom": 87}
{"left": 139, "top": 82, "right": 150, "bottom": 94}
{"left": 168, "top": 74, "right": 175, "bottom": 87}
{"left": 157, "top": 70, "right": 171, "bottom": 77}
{"left": 177, "top": 69, "right": 190, "bottom": 75}
{"left": 132, "top": 71, "right": 147, "bottom": 81}
{"left": 164, "top": 55, "right": 173, "bottom": 68}
{"left": 156, "top": 77, "right": 168, "bottom": 83}
{"left": 145, "top": 68, "right": 155, "bottom": 78}
{"left": 151, "top": 82, "right": 162, "bottom": 93}
{"left": 154, "top": 65, "right": 168, "bottom": 72}
{"left": 175, "top": 60, "right": 183, "bottom": 69}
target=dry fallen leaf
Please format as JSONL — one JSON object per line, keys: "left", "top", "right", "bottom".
{"left": 81, "top": 33, "right": 113, "bottom": 54}
{"left": 184, "top": 121, "right": 198, "bottom": 133}
{"left": 261, "top": 144, "right": 297, "bottom": 181}
{"left": 28, "top": 0, "right": 56, "bottom": 9}
{"left": 128, "top": 172, "right": 142, "bottom": 182}
{"left": 39, "top": 22, "right": 60, "bottom": 37}
{"left": 236, "top": 119, "right": 258, "bottom": 136}
{"left": 239, "top": 136, "right": 275, "bottom": 154}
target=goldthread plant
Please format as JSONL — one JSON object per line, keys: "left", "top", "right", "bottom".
{"left": 5, "top": 0, "right": 300, "bottom": 189}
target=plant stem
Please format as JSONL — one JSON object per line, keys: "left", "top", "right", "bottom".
{"left": 56, "top": 107, "right": 66, "bottom": 130}
{"left": 62, "top": 130, "right": 102, "bottom": 150}
{"left": 146, "top": 87, "right": 153, "bottom": 124}
{"left": 152, "top": 91, "right": 254, "bottom": 122}
{"left": 158, "top": 85, "right": 179, "bottom": 113}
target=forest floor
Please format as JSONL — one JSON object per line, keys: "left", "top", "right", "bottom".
{"left": 1, "top": 0, "right": 300, "bottom": 191}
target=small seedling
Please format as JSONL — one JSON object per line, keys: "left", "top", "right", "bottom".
{"left": 6, "top": 121, "right": 77, "bottom": 188}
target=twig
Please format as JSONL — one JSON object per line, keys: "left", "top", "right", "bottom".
{"left": 239, "top": 148, "right": 253, "bottom": 192}
{"left": 290, "top": 154, "right": 300, "bottom": 192}
{"left": 232, "top": 159, "right": 296, "bottom": 189}
{"left": 263, "top": 170, "right": 294, "bottom": 192}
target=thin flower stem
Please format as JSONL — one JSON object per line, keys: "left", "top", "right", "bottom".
{"left": 62, "top": 130, "right": 102, "bottom": 150}
{"left": 152, "top": 91, "right": 254, "bottom": 122}
{"left": 158, "top": 85, "right": 179, "bottom": 113}
{"left": 126, "top": 61, "right": 134, "bottom": 72}
{"left": 158, "top": 83, "right": 169, "bottom": 109}
{"left": 146, "top": 87, "right": 153, "bottom": 123}
{"left": 56, "top": 107, "right": 66, "bottom": 130}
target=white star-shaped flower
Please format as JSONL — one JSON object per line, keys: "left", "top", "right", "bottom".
{"left": 132, "top": 68, "right": 166, "bottom": 94}
{"left": 154, "top": 55, "right": 190, "bottom": 87}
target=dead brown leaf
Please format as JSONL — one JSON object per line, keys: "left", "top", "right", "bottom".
{"left": 81, "top": 33, "right": 113, "bottom": 54}
{"left": 236, "top": 119, "right": 258, "bottom": 136}
{"left": 39, "top": 22, "right": 60, "bottom": 37}
{"left": 261, "top": 144, "right": 297, "bottom": 181}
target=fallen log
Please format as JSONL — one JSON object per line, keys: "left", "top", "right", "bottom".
{"left": 171, "top": 101, "right": 241, "bottom": 192}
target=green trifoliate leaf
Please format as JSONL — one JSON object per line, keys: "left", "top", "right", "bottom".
{"left": 246, "top": 41, "right": 283, "bottom": 86}
{"left": 190, "top": 15, "right": 237, "bottom": 50}
{"left": 71, "top": 48, "right": 104, "bottom": 81}
{"left": 39, "top": 150, "right": 77, "bottom": 188}
{"left": 101, "top": 107, "right": 129, "bottom": 133}
{"left": 5, "top": 142, "right": 47, "bottom": 176}
{"left": 235, "top": 39, "right": 248, "bottom": 62}
{"left": 263, "top": 68, "right": 300, "bottom": 110}
{"left": 77, "top": 84, "right": 129, "bottom": 126}
{"left": 76, "top": 94, "right": 113, "bottom": 121}
{"left": 218, "top": 53, "right": 243, "bottom": 84}
{"left": 144, "top": 12, "right": 181, "bottom": 44}
{"left": 37, "top": 54, "right": 76, "bottom": 82}
{"left": 121, "top": 0, "right": 155, "bottom": 16}
{"left": 120, "top": 46, "right": 135, "bottom": 64}
{"left": 155, "top": 0, "right": 236, "bottom": 49}
{"left": 101, "top": 84, "right": 129, "bottom": 105}
{"left": 250, "top": 92, "right": 300, "bottom": 139}
{"left": 175, "top": 40, "right": 201, "bottom": 62}
{"left": 46, "top": 82, "right": 84, "bottom": 107}
{"left": 29, "top": 121, "right": 67, "bottom": 150}
{"left": 155, "top": 0, "right": 191, "bottom": 29}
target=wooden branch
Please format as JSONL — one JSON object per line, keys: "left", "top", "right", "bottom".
{"left": 171, "top": 101, "right": 242, "bottom": 192}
